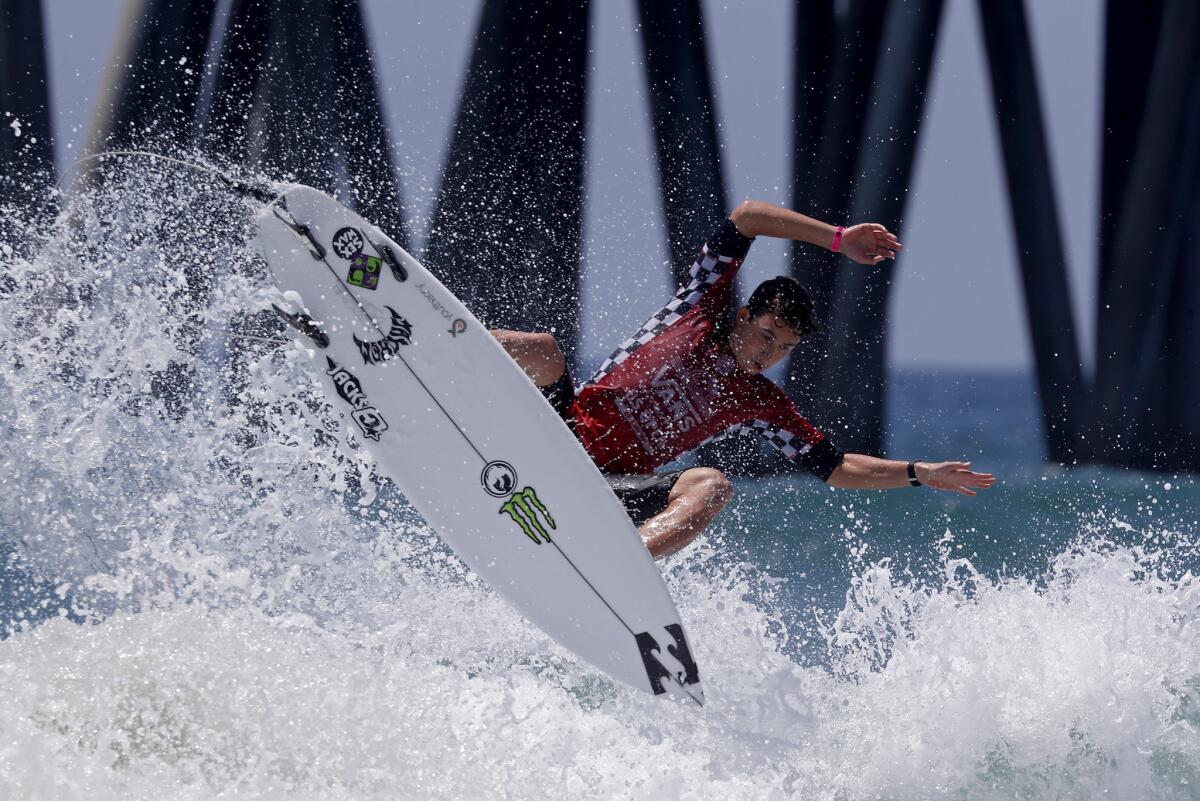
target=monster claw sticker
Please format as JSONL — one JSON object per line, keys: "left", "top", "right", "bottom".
{"left": 499, "top": 486, "right": 555, "bottom": 544}
{"left": 325, "top": 356, "right": 389, "bottom": 440}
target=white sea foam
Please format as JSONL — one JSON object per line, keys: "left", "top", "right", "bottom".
{"left": 3, "top": 533, "right": 1198, "bottom": 800}
{"left": 2, "top": 162, "right": 1198, "bottom": 800}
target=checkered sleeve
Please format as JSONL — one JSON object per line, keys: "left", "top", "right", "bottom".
{"left": 732, "top": 420, "right": 843, "bottom": 480}
{"left": 585, "top": 218, "right": 754, "bottom": 386}
{"left": 728, "top": 385, "right": 844, "bottom": 480}
{"left": 691, "top": 418, "right": 842, "bottom": 480}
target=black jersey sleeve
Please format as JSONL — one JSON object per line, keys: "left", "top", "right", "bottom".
{"left": 703, "top": 217, "right": 755, "bottom": 264}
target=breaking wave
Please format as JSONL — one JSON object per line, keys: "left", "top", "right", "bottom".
{"left": 1, "top": 160, "right": 1197, "bottom": 800}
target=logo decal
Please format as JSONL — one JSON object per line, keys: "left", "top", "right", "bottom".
{"left": 499, "top": 486, "right": 555, "bottom": 544}
{"left": 614, "top": 362, "right": 708, "bottom": 458}
{"left": 481, "top": 461, "right": 518, "bottom": 497}
{"left": 417, "top": 282, "right": 467, "bottom": 337}
{"left": 636, "top": 625, "right": 701, "bottom": 695}
{"left": 347, "top": 252, "right": 381, "bottom": 290}
{"left": 325, "top": 356, "right": 389, "bottom": 440}
{"left": 353, "top": 306, "right": 413, "bottom": 364}
{"left": 332, "top": 226, "right": 365, "bottom": 260}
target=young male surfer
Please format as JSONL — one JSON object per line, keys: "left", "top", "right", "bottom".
{"left": 494, "top": 200, "right": 994, "bottom": 559}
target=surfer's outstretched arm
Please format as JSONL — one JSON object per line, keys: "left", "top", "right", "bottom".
{"left": 729, "top": 200, "right": 902, "bottom": 266}
{"left": 827, "top": 454, "right": 996, "bottom": 497}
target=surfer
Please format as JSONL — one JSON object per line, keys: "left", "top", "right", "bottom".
{"left": 494, "top": 200, "right": 994, "bottom": 558}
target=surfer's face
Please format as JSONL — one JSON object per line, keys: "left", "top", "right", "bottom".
{"left": 729, "top": 308, "right": 802, "bottom": 375}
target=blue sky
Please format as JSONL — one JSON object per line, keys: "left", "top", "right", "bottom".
{"left": 40, "top": 0, "right": 1101, "bottom": 372}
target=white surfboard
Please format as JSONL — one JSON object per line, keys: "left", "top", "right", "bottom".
{"left": 255, "top": 184, "right": 703, "bottom": 704}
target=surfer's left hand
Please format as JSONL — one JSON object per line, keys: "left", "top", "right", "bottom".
{"left": 916, "top": 461, "right": 996, "bottom": 497}
{"left": 841, "top": 223, "right": 902, "bottom": 265}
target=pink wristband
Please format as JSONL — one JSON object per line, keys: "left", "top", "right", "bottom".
{"left": 831, "top": 226, "right": 845, "bottom": 253}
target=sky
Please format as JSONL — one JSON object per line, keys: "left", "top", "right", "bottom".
{"left": 38, "top": 0, "right": 1102, "bottom": 372}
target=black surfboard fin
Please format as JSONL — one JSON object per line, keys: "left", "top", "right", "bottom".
{"left": 271, "top": 303, "right": 330, "bottom": 348}
{"left": 364, "top": 234, "right": 407, "bottom": 282}
{"left": 270, "top": 206, "right": 326, "bottom": 261}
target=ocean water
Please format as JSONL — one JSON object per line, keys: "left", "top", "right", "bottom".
{"left": 2, "top": 161, "right": 1198, "bottom": 800}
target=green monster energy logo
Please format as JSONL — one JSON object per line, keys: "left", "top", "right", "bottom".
{"left": 499, "top": 486, "right": 556, "bottom": 544}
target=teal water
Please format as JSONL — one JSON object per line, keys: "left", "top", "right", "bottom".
{"left": 716, "top": 371, "right": 1199, "bottom": 662}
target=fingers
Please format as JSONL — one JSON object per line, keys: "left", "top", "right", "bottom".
{"left": 931, "top": 481, "right": 971, "bottom": 494}
{"left": 872, "top": 224, "right": 903, "bottom": 257}
{"left": 926, "top": 462, "right": 996, "bottom": 496}
{"left": 960, "top": 470, "right": 996, "bottom": 489}
{"left": 932, "top": 482, "right": 982, "bottom": 496}
{"left": 845, "top": 223, "right": 902, "bottom": 264}
{"left": 853, "top": 252, "right": 885, "bottom": 266}
{"left": 860, "top": 247, "right": 894, "bottom": 264}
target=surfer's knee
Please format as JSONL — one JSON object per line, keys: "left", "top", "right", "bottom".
{"left": 677, "top": 467, "right": 734, "bottom": 512}
{"left": 523, "top": 332, "right": 566, "bottom": 386}
{"left": 702, "top": 469, "right": 734, "bottom": 511}
{"left": 490, "top": 329, "right": 565, "bottom": 386}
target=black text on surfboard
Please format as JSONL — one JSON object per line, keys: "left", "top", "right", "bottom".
{"left": 325, "top": 356, "right": 389, "bottom": 440}
{"left": 416, "top": 282, "right": 468, "bottom": 337}
{"left": 353, "top": 306, "right": 413, "bottom": 364}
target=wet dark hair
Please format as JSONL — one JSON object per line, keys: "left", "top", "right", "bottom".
{"left": 745, "top": 276, "right": 820, "bottom": 335}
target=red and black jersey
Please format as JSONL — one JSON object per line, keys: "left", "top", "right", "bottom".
{"left": 571, "top": 219, "right": 844, "bottom": 479}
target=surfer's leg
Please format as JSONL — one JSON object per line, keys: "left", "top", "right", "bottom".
{"left": 491, "top": 329, "right": 565, "bottom": 387}
{"left": 638, "top": 468, "right": 733, "bottom": 559}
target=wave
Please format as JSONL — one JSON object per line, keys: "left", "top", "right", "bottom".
{"left": 1, "top": 161, "right": 1198, "bottom": 800}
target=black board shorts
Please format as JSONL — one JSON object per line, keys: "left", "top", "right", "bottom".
{"left": 604, "top": 469, "right": 686, "bottom": 527}
{"left": 541, "top": 369, "right": 684, "bottom": 526}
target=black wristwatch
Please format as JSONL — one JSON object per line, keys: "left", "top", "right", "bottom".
{"left": 907, "top": 461, "right": 922, "bottom": 487}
